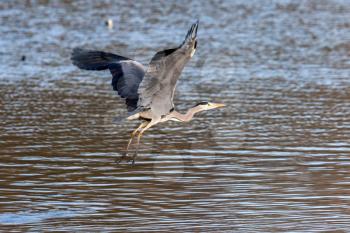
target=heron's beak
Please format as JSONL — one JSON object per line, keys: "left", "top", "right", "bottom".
{"left": 211, "top": 103, "right": 226, "bottom": 109}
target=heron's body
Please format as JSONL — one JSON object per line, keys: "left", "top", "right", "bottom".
{"left": 71, "top": 21, "right": 225, "bottom": 163}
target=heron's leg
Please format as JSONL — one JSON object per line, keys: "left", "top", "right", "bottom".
{"left": 116, "top": 121, "right": 148, "bottom": 164}
{"left": 132, "top": 119, "right": 159, "bottom": 162}
{"left": 126, "top": 121, "right": 149, "bottom": 152}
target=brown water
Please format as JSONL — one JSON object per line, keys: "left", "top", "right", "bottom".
{"left": 1, "top": 0, "right": 350, "bottom": 232}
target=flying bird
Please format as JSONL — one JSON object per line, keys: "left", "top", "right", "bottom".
{"left": 71, "top": 21, "right": 225, "bottom": 163}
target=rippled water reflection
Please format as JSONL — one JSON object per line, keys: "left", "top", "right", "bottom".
{"left": 1, "top": 0, "right": 350, "bottom": 232}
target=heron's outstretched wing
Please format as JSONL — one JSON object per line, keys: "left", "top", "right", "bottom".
{"left": 137, "top": 22, "right": 198, "bottom": 116}
{"left": 71, "top": 48, "right": 145, "bottom": 112}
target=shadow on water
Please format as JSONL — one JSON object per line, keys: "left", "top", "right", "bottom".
{"left": 1, "top": 0, "right": 350, "bottom": 232}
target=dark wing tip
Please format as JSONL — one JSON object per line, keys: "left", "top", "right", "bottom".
{"left": 71, "top": 47, "right": 87, "bottom": 60}
{"left": 71, "top": 48, "right": 131, "bottom": 71}
{"left": 70, "top": 47, "right": 83, "bottom": 64}
{"left": 194, "top": 20, "right": 199, "bottom": 37}
{"left": 71, "top": 48, "right": 94, "bottom": 69}
{"left": 72, "top": 47, "right": 83, "bottom": 54}
{"left": 183, "top": 21, "right": 199, "bottom": 44}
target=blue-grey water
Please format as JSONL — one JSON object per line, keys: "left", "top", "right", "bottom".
{"left": 1, "top": 0, "right": 350, "bottom": 232}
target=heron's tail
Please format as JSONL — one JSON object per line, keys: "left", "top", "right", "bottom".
{"left": 110, "top": 111, "right": 139, "bottom": 124}
{"left": 71, "top": 48, "right": 129, "bottom": 71}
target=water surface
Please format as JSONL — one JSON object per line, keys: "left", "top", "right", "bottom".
{"left": 1, "top": 0, "right": 350, "bottom": 232}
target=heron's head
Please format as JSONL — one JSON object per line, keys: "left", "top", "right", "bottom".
{"left": 194, "top": 102, "right": 226, "bottom": 111}
{"left": 182, "top": 21, "right": 199, "bottom": 58}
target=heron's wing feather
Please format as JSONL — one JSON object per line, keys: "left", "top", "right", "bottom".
{"left": 110, "top": 61, "right": 145, "bottom": 111}
{"left": 71, "top": 48, "right": 145, "bottom": 112}
{"left": 71, "top": 48, "right": 130, "bottom": 70}
{"left": 137, "top": 47, "right": 179, "bottom": 112}
{"left": 137, "top": 22, "right": 198, "bottom": 116}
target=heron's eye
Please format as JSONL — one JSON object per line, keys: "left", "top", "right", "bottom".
{"left": 194, "top": 40, "right": 197, "bottom": 49}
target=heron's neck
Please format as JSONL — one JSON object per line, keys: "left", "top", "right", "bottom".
{"left": 170, "top": 106, "right": 203, "bottom": 122}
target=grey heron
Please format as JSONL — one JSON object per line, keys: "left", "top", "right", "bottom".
{"left": 71, "top": 21, "right": 225, "bottom": 163}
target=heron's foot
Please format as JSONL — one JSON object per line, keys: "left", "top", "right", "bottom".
{"left": 115, "top": 154, "right": 126, "bottom": 164}
{"left": 115, "top": 153, "right": 135, "bottom": 165}
{"left": 131, "top": 152, "right": 138, "bottom": 165}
